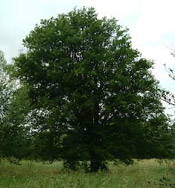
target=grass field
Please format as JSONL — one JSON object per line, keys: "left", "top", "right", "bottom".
{"left": 0, "top": 159, "right": 175, "bottom": 188}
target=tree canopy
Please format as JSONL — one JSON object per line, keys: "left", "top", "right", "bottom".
{"left": 13, "top": 7, "right": 171, "bottom": 171}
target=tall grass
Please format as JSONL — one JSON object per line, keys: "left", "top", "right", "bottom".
{"left": 0, "top": 159, "right": 174, "bottom": 188}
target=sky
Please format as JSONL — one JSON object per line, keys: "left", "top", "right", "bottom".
{"left": 1, "top": 0, "right": 175, "bottom": 113}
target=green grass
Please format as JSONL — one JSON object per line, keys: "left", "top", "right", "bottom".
{"left": 0, "top": 159, "right": 174, "bottom": 188}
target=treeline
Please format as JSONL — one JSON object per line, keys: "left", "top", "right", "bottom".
{"left": 0, "top": 7, "right": 175, "bottom": 172}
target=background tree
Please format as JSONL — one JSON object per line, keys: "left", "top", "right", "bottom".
{"left": 162, "top": 55, "right": 175, "bottom": 107}
{"left": 0, "top": 51, "right": 31, "bottom": 160}
{"left": 14, "top": 7, "right": 170, "bottom": 171}
{"left": 0, "top": 51, "right": 15, "bottom": 158}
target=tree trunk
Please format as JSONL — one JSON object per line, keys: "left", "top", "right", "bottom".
{"left": 90, "top": 158, "right": 101, "bottom": 172}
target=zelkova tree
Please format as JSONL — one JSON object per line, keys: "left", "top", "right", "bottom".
{"left": 14, "top": 8, "right": 168, "bottom": 171}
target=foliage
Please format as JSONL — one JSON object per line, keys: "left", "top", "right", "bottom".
{"left": 14, "top": 7, "right": 171, "bottom": 171}
{"left": 0, "top": 51, "right": 31, "bottom": 159}
{"left": 0, "top": 51, "right": 15, "bottom": 157}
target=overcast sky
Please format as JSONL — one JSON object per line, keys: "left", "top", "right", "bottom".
{"left": 1, "top": 0, "right": 175, "bottom": 112}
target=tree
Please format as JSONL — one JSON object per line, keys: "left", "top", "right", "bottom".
{"left": 4, "top": 85, "right": 32, "bottom": 159}
{"left": 0, "top": 51, "right": 31, "bottom": 160}
{"left": 0, "top": 51, "right": 15, "bottom": 157}
{"left": 14, "top": 7, "right": 168, "bottom": 171}
{"left": 0, "top": 51, "right": 12, "bottom": 120}
{"left": 162, "top": 59, "right": 175, "bottom": 107}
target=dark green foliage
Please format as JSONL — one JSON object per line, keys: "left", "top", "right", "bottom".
{"left": 0, "top": 51, "right": 31, "bottom": 159}
{"left": 4, "top": 86, "right": 32, "bottom": 159}
{"left": 14, "top": 7, "right": 171, "bottom": 171}
{"left": 0, "top": 86, "right": 31, "bottom": 159}
{"left": 0, "top": 51, "right": 15, "bottom": 158}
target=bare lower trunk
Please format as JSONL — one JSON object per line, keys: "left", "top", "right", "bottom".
{"left": 90, "top": 158, "right": 102, "bottom": 172}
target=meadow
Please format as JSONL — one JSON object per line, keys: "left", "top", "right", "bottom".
{"left": 0, "top": 159, "right": 175, "bottom": 188}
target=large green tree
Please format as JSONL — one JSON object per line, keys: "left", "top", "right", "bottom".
{"left": 14, "top": 8, "right": 169, "bottom": 171}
